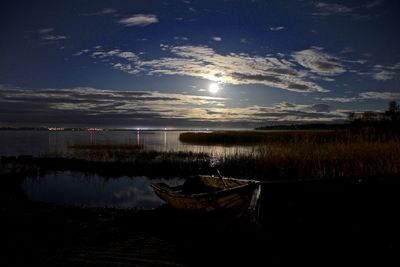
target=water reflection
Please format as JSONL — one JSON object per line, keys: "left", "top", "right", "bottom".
{"left": 22, "top": 171, "right": 183, "bottom": 209}
{"left": 89, "top": 131, "right": 96, "bottom": 145}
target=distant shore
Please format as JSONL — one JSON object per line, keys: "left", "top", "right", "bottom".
{"left": 0, "top": 127, "right": 211, "bottom": 132}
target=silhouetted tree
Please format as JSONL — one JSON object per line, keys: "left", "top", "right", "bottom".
{"left": 347, "top": 101, "right": 400, "bottom": 133}
{"left": 347, "top": 112, "right": 356, "bottom": 123}
{"left": 385, "top": 101, "right": 400, "bottom": 122}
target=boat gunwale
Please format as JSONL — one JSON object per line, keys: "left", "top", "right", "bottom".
{"left": 151, "top": 176, "right": 259, "bottom": 199}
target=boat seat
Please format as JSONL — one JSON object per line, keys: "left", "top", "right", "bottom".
{"left": 182, "top": 176, "right": 219, "bottom": 194}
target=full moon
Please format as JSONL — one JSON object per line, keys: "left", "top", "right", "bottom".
{"left": 208, "top": 83, "right": 220, "bottom": 94}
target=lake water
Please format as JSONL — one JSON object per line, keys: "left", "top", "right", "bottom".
{"left": 22, "top": 171, "right": 184, "bottom": 209}
{"left": 5, "top": 130, "right": 253, "bottom": 209}
{"left": 0, "top": 130, "right": 252, "bottom": 156}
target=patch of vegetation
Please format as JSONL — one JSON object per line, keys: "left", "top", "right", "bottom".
{"left": 179, "top": 129, "right": 396, "bottom": 146}
{"left": 256, "top": 101, "right": 400, "bottom": 133}
{"left": 4, "top": 129, "right": 400, "bottom": 181}
{"left": 69, "top": 144, "right": 144, "bottom": 150}
{"left": 1, "top": 150, "right": 213, "bottom": 178}
{"left": 217, "top": 140, "right": 400, "bottom": 180}
{"left": 255, "top": 123, "right": 348, "bottom": 131}
{"left": 179, "top": 131, "right": 275, "bottom": 145}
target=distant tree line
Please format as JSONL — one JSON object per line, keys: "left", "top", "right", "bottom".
{"left": 256, "top": 101, "right": 400, "bottom": 132}
{"left": 255, "top": 123, "right": 349, "bottom": 131}
{"left": 348, "top": 101, "right": 400, "bottom": 131}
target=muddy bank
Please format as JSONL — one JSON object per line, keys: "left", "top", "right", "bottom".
{"left": 2, "top": 175, "right": 400, "bottom": 266}
{"left": 1, "top": 155, "right": 212, "bottom": 179}
{"left": 2, "top": 201, "right": 260, "bottom": 267}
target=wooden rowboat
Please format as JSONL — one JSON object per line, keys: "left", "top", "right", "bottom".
{"left": 151, "top": 175, "right": 260, "bottom": 214}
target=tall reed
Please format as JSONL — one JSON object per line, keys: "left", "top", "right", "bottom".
{"left": 65, "top": 132, "right": 400, "bottom": 180}
{"left": 218, "top": 138, "right": 400, "bottom": 180}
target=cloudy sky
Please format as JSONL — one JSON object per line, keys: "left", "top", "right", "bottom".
{"left": 1, "top": 0, "right": 399, "bottom": 128}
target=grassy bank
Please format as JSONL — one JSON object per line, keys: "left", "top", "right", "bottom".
{"left": 69, "top": 143, "right": 209, "bottom": 165}
{"left": 179, "top": 130, "right": 399, "bottom": 146}
{"left": 3, "top": 132, "right": 400, "bottom": 181}
{"left": 218, "top": 140, "right": 400, "bottom": 180}
{"left": 178, "top": 130, "right": 400, "bottom": 180}
{"left": 69, "top": 143, "right": 144, "bottom": 150}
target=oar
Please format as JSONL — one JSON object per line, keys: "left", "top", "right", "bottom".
{"left": 216, "top": 169, "right": 227, "bottom": 187}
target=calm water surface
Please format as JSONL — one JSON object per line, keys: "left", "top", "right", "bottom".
{"left": 22, "top": 171, "right": 184, "bottom": 209}
{"left": 6, "top": 131, "right": 253, "bottom": 209}
{"left": 0, "top": 130, "right": 252, "bottom": 156}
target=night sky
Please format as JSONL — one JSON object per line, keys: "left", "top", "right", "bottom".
{"left": 1, "top": 0, "right": 400, "bottom": 128}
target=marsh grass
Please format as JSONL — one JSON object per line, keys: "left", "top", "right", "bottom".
{"left": 179, "top": 130, "right": 350, "bottom": 146}
{"left": 179, "top": 130, "right": 400, "bottom": 180}
{"left": 71, "top": 144, "right": 210, "bottom": 173}
{"left": 9, "top": 131, "right": 400, "bottom": 180}
{"left": 69, "top": 143, "right": 144, "bottom": 162}
{"left": 217, "top": 140, "right": 400, "bottom": 180}
{"left": 69, "top": 143, "right": 144, "bottom": 150}
{"left": 179, "top": 129, "right": 400, "bottom": 145}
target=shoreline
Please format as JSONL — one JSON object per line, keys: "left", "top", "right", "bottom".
{"left": 2, "top": 173, "right": 400, "bottom": 266}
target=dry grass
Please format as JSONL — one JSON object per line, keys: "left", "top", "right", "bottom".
{"left": 68, "top": 143, "right": 144, "bottom": 162}
{"left": 50, "top": 132, "right": 400, "bottom": 180}
{"left": 68, "top": 143, "right": 210, "bottom": 166}
{"left": 180, "top": 130, "right": 362, "bottom": 145}
{"left": 180, "top": 129, "right": 400, "bottom": 145}
{"left": 223, "top": 140, "right": 400, "bottom": 180}
{"left": 69, "top": 144, "right": 144, "bottom": 150}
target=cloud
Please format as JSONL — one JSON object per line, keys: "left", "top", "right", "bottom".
{"left": 369, "top": 63, "right": 400, "bottom": 81}
{"left": 0, "top": 86, "right": 348, "bottom": 126}
{"left": 117, "top": 51, "right": 138, "bottom": 60}
{"left": 39, "top": 28, "right": 54, "bottom": 34}
{"left": 0, "top": 87, "right": 227, "bottom": 125}
{"left": 42, "top": 35, "right": 68, "bottom": 41}
{"left": 80, "top": 8, "right": 117, "bottom": 16}
{"left": 359, "top": 91, "right": 400, "bottom": 100}
{"left": 101, "top": 8, "right": 117, "bottom": 14}
{"left": 38, "top": 28, "right": 68, "bottom": 42}
{"left": 118, "top": 14, "right": 158, "bottom": 27}
{"left": 312, "top": 2, "right": 353, "bottom": 16}
{"left": 83, "top": 45, "right": 330, "bottom": 93}
{"left": 127, "top": 101, "right": 347, "bottom": 123}
{"left": 292, "top": 46, "right": 346, "bottom": 76}
{"left": 83, "top": 44, "right": 396, "bottom": 95}
{"left": 311, "top": 1, "right": 382, "bottom": 20}
{"left": 73, "top": 49, "right": 90, "bottom": 56}
{"left": 319, "top": 91, "right": 400, "bottom": 103}
{"left": 211, "top": 36, "right": 222, "bottom": 41}
{"left": 239, "top": 102, "right": 346, "bottom": 122}
{"left": 270, "top": 26, "right": 285, "bottom": 31}
{"left": 372, "top": 70, "right": 396, "bottom": 81}
{"left": 364, "top": 0, "right": 383, "bottom": 9}
{"left": 319, "top": 97, "right": 357, "bottom": 103}
{"left": 174, "top": 36, "right": 189, "bottom": 41}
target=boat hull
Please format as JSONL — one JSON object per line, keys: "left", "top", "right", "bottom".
{"left": 151, "top": 176, "right": 259, "bottom": 214}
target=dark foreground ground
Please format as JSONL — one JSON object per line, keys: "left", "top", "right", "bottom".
{"left": 1, "top": 176, "right": 400, "bottom": 266}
